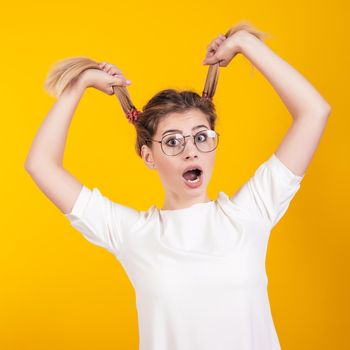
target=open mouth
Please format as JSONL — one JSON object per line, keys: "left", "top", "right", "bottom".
{"left": 182, "top": 168, "right": 203, "bottom": 184}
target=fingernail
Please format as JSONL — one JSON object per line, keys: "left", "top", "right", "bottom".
{"left": 126, "top": 80, "right": 132, "bottom": 85}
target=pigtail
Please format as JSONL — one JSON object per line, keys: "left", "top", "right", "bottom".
{"left": 44, "top": 21, "right": 268, "bottom": 129}
{"left": 202, "top": 63, "right": 220, "bottom": 101}
{"left": 201, "top": 21, "right": 270, "bottom": 100}
{"left": 43, "top": 56, "right": 141, "bottom": 124}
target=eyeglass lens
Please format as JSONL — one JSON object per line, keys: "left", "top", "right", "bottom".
{"left": 161, "top": 130, "right": 218, "bottom": 156}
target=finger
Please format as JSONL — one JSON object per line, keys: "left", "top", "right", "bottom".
{"left": 107, "top": 65, "right": 120, "bottom": 74}
{"left": 211, "top": 42, "right": 220, "bottom": 51}
{"left": 206, "top": 40, "right": 221, "bottom": 54}
{"left": 204, "top": 49, "right": 216, "bottom": 61}
{"left": 108, "top": 69, "right": 122, "bottom": 77}
{"left": 207, "top": 36, "right": 224, "bottom": 49}
{"left": 206, "top": 46, "right": 216, "bottom": 57}
{"left": 102, "top": 66, "right": 113, "bottom": 74}
{"left": 112, "top": 76, "right": 131, "bottom": 86}
{"left": 203, "top": 52, "right": 212, "bottom": 63}
{"left": 112, "top": 73, "right": 125, "bottom": 81}
{"left": 219, "top": 59, "right": 228, "bottom": 67}
{"left": 211, "top": 39, "right": 223, "bottom": 51}
{"left": 204, "top": 51, "right": 225, "bottom": 65}
{"left": 203, "top": 55, "right": 218, "bottom": 65}
{"left": 99, "top": 62, "right": 121, "bottom": 75}
{"left": 99, "top": 62, "right": 110, "bottom": 71}
{"left": 207, "top": 40, "right": 217, "bottom": 51}
{"left": 112, "top": 66, "right": 123, "bottom": 74}
{"left": 208, "top": 35, "right": 222, "bottom": 46}
{"left": 99, "top": 61, "right": 111, "bottom": 70}
{"left": 111, "top": 68, "right": 123, "bottom": 77}
{"left": 106, "top": 64, "right": 114, "bottom": 74}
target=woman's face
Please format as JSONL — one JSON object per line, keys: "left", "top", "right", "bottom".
{"left": 141, "top": 109, "right": 217, "bottom": 205}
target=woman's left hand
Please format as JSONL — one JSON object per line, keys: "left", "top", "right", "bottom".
{"left": 202, "top": 31, "right": 244, "bottom": 67}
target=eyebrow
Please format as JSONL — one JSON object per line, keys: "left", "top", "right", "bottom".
{"left": 162, "top": 125, "right": 209, "bottom": 137}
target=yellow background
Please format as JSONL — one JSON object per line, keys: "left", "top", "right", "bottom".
{"left": 2, "top": 0, "right": 349, "bottom": 349}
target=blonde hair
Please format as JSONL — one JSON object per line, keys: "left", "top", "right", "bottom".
{"left": 44, "top": 21, "right": 268, "bottom": 158}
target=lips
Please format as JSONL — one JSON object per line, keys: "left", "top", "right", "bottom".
{"left": 181, "top": 164, "right": 204, "bottom": 189}
{"left": 182, "top": 169, "right": 204, "bottom": 188}
{"left": 182, "top": 164, "right": 203, "bottom": 176}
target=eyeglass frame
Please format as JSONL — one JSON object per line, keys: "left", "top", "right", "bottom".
{"left": 146, "top": 129, "right": 220, "bottom": 156}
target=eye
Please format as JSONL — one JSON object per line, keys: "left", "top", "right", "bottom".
{"left": 165, "top": 137, "right": 181, "bottom": 147}
{"left": 195, "top": 132, "right": 208, "bottom": 143}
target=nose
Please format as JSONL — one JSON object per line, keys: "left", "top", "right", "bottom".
{"left": 182, "top": 136, "right": 199, "bottom": 158}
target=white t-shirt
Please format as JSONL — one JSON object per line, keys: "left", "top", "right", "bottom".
{"left": 64, "top": 153, "right": 304, "bottom": 350}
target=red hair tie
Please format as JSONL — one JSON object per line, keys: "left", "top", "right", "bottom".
{"left": 126, "top": 107, "right": 142, "bottom": 124}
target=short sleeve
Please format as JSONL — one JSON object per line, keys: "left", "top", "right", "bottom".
{"left": 63, "top": 185, "right": 142, "bottom": 257}
{"left": 230, "top": 153, "right": 305, "bottom": 229}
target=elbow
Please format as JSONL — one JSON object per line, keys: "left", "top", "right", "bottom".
{"left": 321, "top": 100, "right": 332, "bottom": 118}
{"left": 325, "top": 105, "right": 332, "bottom": 117}
{"left": 24, "top": 161, "right": 34, "bottom": 173}
{"left": 295, "top": 104, "right": 332, "bottom": 123}
{"left": 24, "top": 158, "right": 30, "bottom": 171}
{"left": 24, "top": 156, "right": 34, "bottom": 172}
{"left": 314, "top": 103, "right": 332, "bottom": 120}
{"left": 313, "top": 97, "right": 332, "bottom": 118}
{"left": 24, "top": 158, "right": 60, "bottom": 173}
{"left": 24, "top": 158, "right": 40, "bottom": 173}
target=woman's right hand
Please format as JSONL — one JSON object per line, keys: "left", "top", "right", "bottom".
{"left": 80, "top": 61, "right": 132, "bottom": 95}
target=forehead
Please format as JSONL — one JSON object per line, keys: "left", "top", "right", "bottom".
{"left": 157, "top": 109, "right": 210, "bottom": 135}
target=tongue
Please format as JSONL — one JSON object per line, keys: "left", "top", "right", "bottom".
{"left": 183, "top": 170, "right": 198, "bottom": 181}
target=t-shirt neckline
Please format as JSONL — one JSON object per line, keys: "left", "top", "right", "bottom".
{"left": 158, "top": 198, "right": 217, "bottom": 213}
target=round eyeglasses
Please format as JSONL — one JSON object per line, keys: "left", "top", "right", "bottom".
{"left": 147, "top": 129, "right": 220, "bottom": 156}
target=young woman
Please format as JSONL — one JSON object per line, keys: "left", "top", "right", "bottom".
{"left": 25, "top": 22, "right": 331, "bottom": 350}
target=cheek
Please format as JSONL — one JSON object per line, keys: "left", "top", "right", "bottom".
{"left": 159, "top": 168, "right": 179, "bottom": 188}
{"left": 205, "top": 155, "right": 216, "bottom": 176}
{"left": 157, "top": 160, "right": 178, "bottom": 184}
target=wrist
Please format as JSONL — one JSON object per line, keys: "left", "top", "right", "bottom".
{"left": 224, "top": 30, "right": 247, "bottom": 57}
{"left": 235, "top": 30, "right": 260, "bottom": 55}
{"left": 76, "top": 70, "right": 90, "bottom": 90}
{"left": 59, "top": 76, "right": 86, "bottom": 100}
{"left": 234, "top": 30, "right": 249, "bottom": 54}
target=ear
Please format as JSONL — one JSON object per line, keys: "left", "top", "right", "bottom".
{"left": 141, "top": 144, "right": 157, "bottom": 169}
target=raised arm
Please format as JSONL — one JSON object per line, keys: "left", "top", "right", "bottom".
{"left": 24, "top": 59, "right": 131, "bottom": 215}
{"left": 236, "top": 30, "right": 332, "bottom": 177}
{"left": 24, "top": 79, "right": 86, "bottom": 214}
{"left": 203, "top": 25, "right": 332, "bottom": 177}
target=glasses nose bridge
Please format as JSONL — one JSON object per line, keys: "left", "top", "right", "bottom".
{"left": 182, "top": 134, "right": 198, "bottom": 153}
{"left": 183, "top": 134, "right": 196, "bottom": 144}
